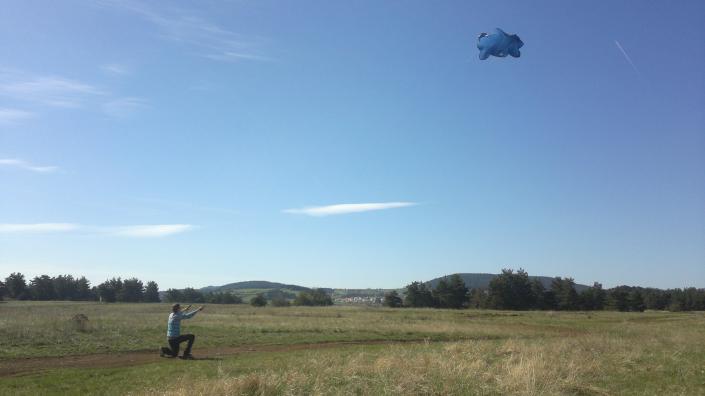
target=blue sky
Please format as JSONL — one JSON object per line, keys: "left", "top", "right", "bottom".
{"left": 1, "top": 0, "right": 703, "bottom": 290}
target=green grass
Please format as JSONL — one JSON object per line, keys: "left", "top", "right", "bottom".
{"left": 1, "top": 302, "right": 704, "bottom": 395}
{"left": 0, "top": 301, "right": 588, "bottom": 359}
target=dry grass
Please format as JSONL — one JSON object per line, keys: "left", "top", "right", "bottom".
{"left": 2, "top": 302, "right": 703, "bottom": 395}
{"left": 148, "top": 317, "right": 705, "bottom": 396}
{"left": 0, "top": 302, "right": 599, "bottom": 358}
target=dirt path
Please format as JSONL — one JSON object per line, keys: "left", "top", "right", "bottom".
{"left": 0, "top": 339, "right": 428, "bottom": 377}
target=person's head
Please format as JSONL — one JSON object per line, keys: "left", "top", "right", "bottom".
{"left": 172, "top": 303, "right": 180, "bottom": 313}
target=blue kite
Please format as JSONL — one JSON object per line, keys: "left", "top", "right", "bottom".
{"left": 477, "top": 28, "right": 523, "bottom": 60}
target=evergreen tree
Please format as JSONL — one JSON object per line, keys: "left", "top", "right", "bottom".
{"left": 468, "top": 288, "right": 488, "bottom": 309}
{"left": 29, "top": 275, "right": 55, "bottom": 300}
{"left": 294, "top": 289, "right": 333, "bottom": 306}
{"left": 432, "top": 278, "right": 451, "bottom": 308}
{"left": 551, "top": 277, "right": 579, "bottom": 310}
{"left": 250, "top": 293, "right": 267, "bottom": 307}
{"left": 511, "top": 269, "right": 534, "bottom": 310}
{"left": 181, "top": 287, "right": 205, "bottom": 303}
{"left": 668, "top": 289, "right": 686, "bottom": 312}
{"left": 628, "top": 289, "right": 646, "bottom": 312}
{"left": 606, "top": 286, "right": 630, "bottom": 311}
{"left": 53, "top": 275, "right": 77, "bottom": 300}
{"left": 580, "top": 282, "right": 606, "bottom": 310}
{"left": 643, "top": 288, "right": 669, "bottom": 310}
{"left": 446, "top": 274, "right": 469, "bottom": 309}
{"left": 75, "top": 276, "right": 92, "bottom": 300}
{"left": 683, "top": 288, "right": 705, "bottom": 311}
{"left": 119, "top": 278, "right": 144, "bottom": 302}
{"left": 143, "top": 281, "right": 160, "bottom": 302}
{"left": 488, "top": 269, "right": 534, "bottom": 310}
{"left": 5, "top": 273, "right": 28, "bottom": 299}
{"left": 530, "top": 279, "right": 547, "bottom": 309}
{"left": 403, "top": 281, "right": 434, "bottom": 307}
{"left": 97, "top": 278, "right": 122, "bottom": 302}
{"left": 431, "top": 276, "right": 469, "bottom": 308}
{"left": 164, "top": 288, "right": 183, "bottom": 303}
{"left": 383, "top": 290, "right": 403, "bottom": 307}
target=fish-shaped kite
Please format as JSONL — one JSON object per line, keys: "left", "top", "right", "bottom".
{"left": 477, "top": 28, "right": 523, "bottom": 60}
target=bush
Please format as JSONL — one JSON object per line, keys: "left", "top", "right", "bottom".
{"left": 294, "top": 289, "right": 333, "bottom": 306}
{"left": 250, "top": 294, "right": 267, "bottom": 307}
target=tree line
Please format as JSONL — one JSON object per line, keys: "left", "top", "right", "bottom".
{"left": 163, "top": 287, "right": 243, "bottom": 304}
{"left": 1, "top": 273, "right": 160, "bottom": 303}
{"left": 386, "top": 269, "right": 705, "bottom": 312}
{"left": 163, "top": 287, "right": 333, "bottom": 307}
{"left": 6, "top": 270, "right": 702, "bottom": 311}
{"left": 0, "top": 273, "right": 234, "bottom": 304}
{"left": 1, "top": 272, "right": 334, "bottom": 307}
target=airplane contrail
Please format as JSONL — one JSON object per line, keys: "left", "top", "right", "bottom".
{"left": 614, "top": 40, "right": 640, "bottom": 75}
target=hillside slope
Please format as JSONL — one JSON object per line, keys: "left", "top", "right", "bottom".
{"left": 200, "top": 281, "right": 311, "bottom": 294}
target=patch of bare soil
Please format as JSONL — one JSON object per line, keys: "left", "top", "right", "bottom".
{"left": 0, "top": 339, "right": 426, "bottom": 377}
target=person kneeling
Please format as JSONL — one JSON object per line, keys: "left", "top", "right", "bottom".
{"left": 161, "top": 303, "right": 204, "bottom": 359}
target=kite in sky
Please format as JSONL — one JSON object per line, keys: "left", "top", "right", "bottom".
{"left": 477, "top": 28, "right": 523, "bottom": 60}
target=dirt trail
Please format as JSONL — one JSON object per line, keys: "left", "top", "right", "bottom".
{"left": 0, "top": 339, "right": 427, "bottom": 377}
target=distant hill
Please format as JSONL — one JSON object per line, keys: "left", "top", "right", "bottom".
{"left": 425, "top": 273, "right": 590, "bottom": 293}
{"left": 195, "top": 274, "right": 590, "bottom": 302}
{"left": 200, "top": 281, "right": 311, "bottom": 294}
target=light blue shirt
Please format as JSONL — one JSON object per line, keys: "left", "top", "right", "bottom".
{"left": 167, "top": 310, "right": 198, "bottom": 338}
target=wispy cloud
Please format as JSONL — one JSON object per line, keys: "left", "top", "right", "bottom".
{"left": 614, "top": 40, "right": 640, "bottom": 75}
{"left": 97, "top": 0, "right": 270, "bottom": 63}
{"left": 101, "top": 63, "right": 131, "bottom": 75}
{"left": 111, "top": 224, "right": 195, "bottom": 238}
{"left": 0, "top": 70, "right": 104, "bottom": 108}
{"left": 0, "top": 108, "right": 35, "bottom": 124}
{"left": 0, "top": 223, "right": 79, "bottom": 233}
{"left": 102, "top": 97, "right": 147, "bottom": 118}
{"left": 0, "top": 223, "right": 196, "bottom": 237}
{"left": 0, "top": 68, "right": 146, "bottom": 119}
{"left": 284, "top": 202, "right": 417, "bottom": 217}
{"left": 0, "top": 158, "right": 59, "bottom": 173}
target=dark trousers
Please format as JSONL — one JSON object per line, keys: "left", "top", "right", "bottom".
{"left": 167, "top": 334, "right": 195, "bottom": 356}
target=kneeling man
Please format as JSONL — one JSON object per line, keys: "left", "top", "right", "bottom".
{"left": 161, "top": 303, "right": 204, "bottom": 359}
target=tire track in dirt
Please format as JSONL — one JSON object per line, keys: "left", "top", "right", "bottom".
{"left": 0, "top": 339, "right": 431, "bottom": 377}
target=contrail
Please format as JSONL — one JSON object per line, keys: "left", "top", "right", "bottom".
{"left": 614, "top": 40, "right": 640, "bottom": 75}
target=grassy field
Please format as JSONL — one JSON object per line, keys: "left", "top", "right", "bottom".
{"left": 0, "top": 301, "right": 704, "bottom": 395}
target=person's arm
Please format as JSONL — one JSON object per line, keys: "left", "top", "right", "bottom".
{"left": 181, "top": 306, "right": 204, "bottom": 319}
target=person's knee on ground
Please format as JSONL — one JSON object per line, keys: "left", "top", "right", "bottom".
{"left": 168, "top": 338, "right": 181, "bottom": 357}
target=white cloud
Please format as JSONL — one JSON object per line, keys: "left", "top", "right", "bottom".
{"left": 0, "top": 158, "right": 59, "bottom": 173}
{"left": 97, "top": 0, "right": 270, "bottom": 63}
{"left": 284, "top": 202, "right": 417, "bottom": 217}
{"left": 111, "top": 224, "right": 195, "bottom": 238}
{"left": 0, "top": 223, "right": 195, "bottom": 237}
{"left": 102, "top": 97, "right": 147, "bottom": 118}
{"left": 0, "top": 70, "right": 104, "bottom": 108}
{"left": 102, "top": 63, "right": 130, "bottom": 75}
{"left": 0, "top": 223, "right": 79, "bottom": 233}
{"left": 0, "top": 108, "right": 35, "bottom": 124}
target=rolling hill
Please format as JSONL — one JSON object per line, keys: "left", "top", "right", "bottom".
{"left": 195, "top": 273, "right": 592, "bottom": 302}
{"left": 200, "top": 280, "right": 312, "bottom": 294}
